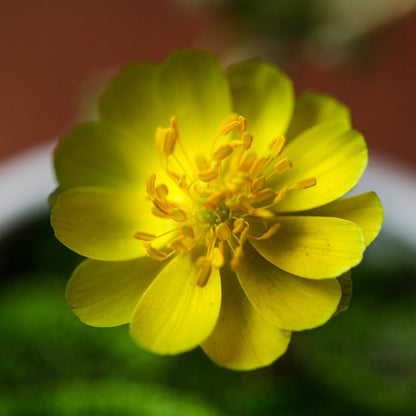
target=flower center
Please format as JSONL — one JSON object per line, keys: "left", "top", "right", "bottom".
{"left": 134, "top": 114, "right": 316, "bottom": 286}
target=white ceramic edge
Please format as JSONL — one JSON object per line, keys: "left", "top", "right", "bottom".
{"left": 0, "top": 142, "right": 415, "bottom": 250}
{"left": 0, "top": 141, "right": 56, "bottom": 236}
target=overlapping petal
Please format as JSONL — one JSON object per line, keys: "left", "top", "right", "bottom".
{"left": 99, "top": 62, "right": 167, "bottom": 140}
{"left": 51, "top": 187, "right": 171, "bottom": 261}
{"left": 227, "top": 59, "right": 294, "bottom": 154}
{"left": 66, "top": 257, "right": 163, "bottom": 327}
{"left": 270, "top": 122, "right": 368, "bottom": 212}
{"left": 249, "top": 216, "right": 365, "bottom": 279}
{"left": 202, "top": 265, "right": 291, "bottom": 370}
{"left": 130, "top": 254, "right": 221, "bottom": 355}
{"left": 158, "top": 50, "right": 232, "bottom": 157}
{"left": 237, "top": 244, "right": 341, "bottom": 331}
{"left": 54, "top": 121, "right": 157, "bottom": 191}
{"left": 285, "top": 92, "right": 351, "bottom": 140}
{"left": 305, "top": 192, "right": 383, "bottom": 246}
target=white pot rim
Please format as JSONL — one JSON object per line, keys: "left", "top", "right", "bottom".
{"left": 1, "top": 141, "right": 415, "bottom": 249}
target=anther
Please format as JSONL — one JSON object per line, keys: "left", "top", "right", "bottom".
{"left": 241, "top": 132, "right": 253, "bottom": 149}
{"left": 146, "top": 245, "right": 170, "bottom": 262}
{"left": 236, "top": 194, "right": 252, "bottom": 212}
{"left": 198, "top": 167, "right": 219, "bottom": 182}
{"left": 269, "top": 136, "right": 286, "bottom": 158}
{"left": 134, "top": 231, "right": 156, "bottom": 241}
{"left": 233, "top": 218, "right": 247, "bottom": 234}
{"left": 212, "top": 144, "right": 234, "bottom": 161}
{"left": 215, "top": 222, "right": 232, "bottom": 241}
{"left": 274, "top": 157, "right": 292, "bottom": 174}
{"left": 251, "top": 188, "right": 275, "bottom": 204}
{"left": 218, "top": 113, "right": 240, "bottom": 136}
{"left": 152, "top": 199, "right": 170, "bottom": 216}
{"left": 294, "top": 177, "right": 317, "bottom": 190}
{"left": 168, "top": 236, "right": 194, "bottom": 254}
{"left": 249, "top": 208, "right": 275, "bottom": 219}
{"left": 239, "top": 152, "right": 257, "bottom": 172}
{"left": 155, "top": 184, "right": 169, "bottom": 199}
{"left": 151, "top": 206, "right": 170, "bottom": 218}
{"left": 212, "top": 246, "right": 225, "bottom": 268}
{"left": 251, "top": 176, "right": 266, "bottom": 193}
{"left": 181, "top": 224, "right": 194, "bottom": 238}
{"left": 169, "top": 208, "right": 188, "bottom": 222}
{"left": 146, "top": 173, "right": 156, "bottom": 195}
{"left": 230, "top": 246, "right": 244, "bottom": 271}
{"left": 249, "top": 157, "right": 269, "bottom": 178}
{"left": 195, "top": 257, "right": 212, "bottom": 287}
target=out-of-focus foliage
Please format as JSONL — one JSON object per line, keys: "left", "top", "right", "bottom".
{"left": 1, "top": 216, "right": 416, "bottom": 414}
{"left": 219, "top": 0, "right": 416, "bottom": 61}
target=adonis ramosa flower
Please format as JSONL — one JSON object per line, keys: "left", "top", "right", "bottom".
{"left": 50, "top": 50, "right": 382, "bottom": 370}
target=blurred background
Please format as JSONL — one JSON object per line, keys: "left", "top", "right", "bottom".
{"left": 1, "top": 1, "right": 416, "bottom": 415}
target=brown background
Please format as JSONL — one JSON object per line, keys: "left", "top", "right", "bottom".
{"left": 1, "top": 0, "right": 415, "bottom": 169}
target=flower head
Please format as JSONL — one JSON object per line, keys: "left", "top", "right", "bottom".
{"left": 50, "top": 50, "right": 383, "bottom": 370}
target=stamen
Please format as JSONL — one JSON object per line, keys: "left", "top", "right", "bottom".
{"left": 251, "top": 188, "right": 275, "bottom": 204}
{"left": 233, "top": 218, "right": 247, "bottom": 234}
{"left": 154, "top": 184, "right": 169, "bottom": 199}
{"left": 239, "top": 152, "right": 257, "bottom": 172}
{"left": 156, "top": 127, "right": 177, "bottom": 155}
{"left": 251, "top": 176, "right": 266, "bottom": 193}
{"left": 249, "top": 207, "right": 275, "bottom": 219}
{"left": 293, "top": 177, "right": 317, "bottom": 190}
{"left": 168, "top": 236, "right": 195, "bottom": 254}
{"left": 249, "top": 223, "right": 280, "bottom": 240}
{"left": 146, "top": 245, "right": 171, "bottom": 261}
{"left": 230, "top": 246, "right": 244, "bottom": 271}
{"left": 218, "top": 113, "right": 240, "bottom": 136}
{"left": 212, "top": 246, "right": 225, "bottom": 268}
{"left": 249, "top": 156, "right": 269, "bottom": 178}
{"left": 152, "top": 199, "right": 170, "bottom": 216}
{"left": 273, "top": 157, "right": 292, "bottom": 174}
{"left": 134, "top": 231, "right": 156, "bottom": 241}
{"left": 181, "top": 224, "right": 194, "bottom": 238}
{"left": 215, "top": 222, "right": 232, "bottom": 241}
{"left": 152, "top": 206, "right": 170, "bottom": 218}
{"left": 146, "top": 173, "right": 156, "bottom": 195}
{"left": 195, "top": 257, "right": 212, "bottom": 287}
{"left": 169, "top": 208, "right": 188, "bottom": 222}
{"left": 269, "top": 136, "right": 286, "bottom": 158}
{"left": 198, "top": 167, "right": 219, "bottom": 182}
{"left": 239, "top": 227, "right": 249, "bottom": 244}
{"left": 213, "top": 144, "right": 234, "bottom": 161}
{"left": 241, "top": 132, "right": 253, "bottom": 149}
{"left": 236, "top": 194, "right": 252, "bottom": 212}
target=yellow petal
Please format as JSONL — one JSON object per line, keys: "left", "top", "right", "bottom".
{"left": 270, "top": 122, "right": 368, "bottom": 212}
{"left": 51, "top": 187, "right": 172, "bottom": 261}
{"left": 54, "top": 121, "right": 157, "bottom": 191}
{"left": 249, "top": 216, "right": 365, "bottom": 279}
{"left": 99, "top": 62, "right": 167, "bottom": 140}
{"left": 237, "top": 244, "right": 341, "bottom": 331}
{"left": 202, "top": 265, "right": 291, "bottom": 370}
{"left": 66, "top": 257, "right": 164, "bottom": 327}
{"left": 286, "top": 92, "right": 351, "bottom": 141}
{"left": 227, "top": 59, "right": 294, "bottom": 154}
{"left": 130, "top": 254, "right": 221, "bottom": 355}
{"left": 158, "top": 50, "right": 232, "bottom": 157}
{"left": 305, "top": 192, "right": 383, "bottom": 246}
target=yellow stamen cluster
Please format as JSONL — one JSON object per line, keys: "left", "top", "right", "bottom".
{"left": 134, "top": 114, "right": 316, "bottom": 286}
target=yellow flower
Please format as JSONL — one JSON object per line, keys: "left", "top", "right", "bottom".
{"left": 50, "top": 50, "right": 383, "bottom": 370}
